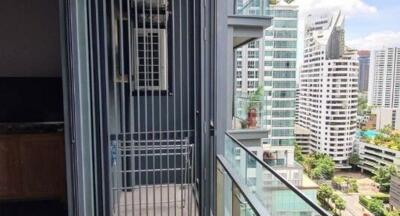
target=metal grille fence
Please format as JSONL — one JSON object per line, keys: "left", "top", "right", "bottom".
{"left": 86, "top": 0, "right": 201, "bottom": 215}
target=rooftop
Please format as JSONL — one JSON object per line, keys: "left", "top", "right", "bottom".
{"left": 360, "top": 130, "right": 400, "bottom": 151}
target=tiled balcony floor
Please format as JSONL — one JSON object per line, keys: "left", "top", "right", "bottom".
{"left": 113, "top": 184, "right": 198, "bottom": 216}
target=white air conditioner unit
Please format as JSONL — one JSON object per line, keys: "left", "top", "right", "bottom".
{"left": 133, "top": 28, "right": 168, "bottom": 91}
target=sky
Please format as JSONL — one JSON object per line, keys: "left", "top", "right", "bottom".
{"left": 292, "top": 0, "right": 400, "bottom": 63}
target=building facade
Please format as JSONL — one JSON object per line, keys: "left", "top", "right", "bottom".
{"left": 294, "top": 124, "right": 312, "bottom": 154}
{"left": 358, "top": 50, "right": 370, "bottom": 92}
{"left": 390, "top": 175, "right": 400, "bottom": 209}
{"left": 0, "top": 0, "right": 329, "bottom": 215}
{"left": 357, "top": 140, "right": 400, "bottom": 173}
{"left": 374, "top": 108, "right": 400, "bottom": 130}
{"left": 368, "top": 47, "right": 400, "bottom": 108}
{"left": 235, "top": 0, "right": 298, "bottom": 168}
{"left": 298, "top": 11, "right": 358, "bottom": 167}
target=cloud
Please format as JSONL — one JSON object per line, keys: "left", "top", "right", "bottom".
{"left": 293, "top": 0, "right": 378, "bottom": 64}
{"left": 294, "top": 0, "right": 377, "bottom": 19}
{"left": 347, "top": 31, "right": 400, "bottom": 50}
{"left": 293, "top": 0, "right": 377, "bottom": 38}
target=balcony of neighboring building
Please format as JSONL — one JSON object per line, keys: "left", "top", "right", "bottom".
{"left": 229, "top": 0, "right": 272, "bottom": 48}
{"left": 216, "top": 133, "right": 328, "bottom": 216}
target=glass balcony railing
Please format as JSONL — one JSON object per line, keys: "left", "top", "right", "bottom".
{"left": 233, "top": 93, "right": 266, "bottom": 129}
{"left": 217, "top": 133, "right": 329, "bottom": 216}
{"left": 234, "top": 0, "right": 269, "bottom": 16}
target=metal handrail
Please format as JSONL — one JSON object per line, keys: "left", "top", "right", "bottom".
{"left": 217, "top": 155, "right": 270, "bottom": 216}
{"left": 225, "top": 132, "right": 331, "bottom": 216}
{"left": 235, "top": 0, "right": 256, "bottom": 14}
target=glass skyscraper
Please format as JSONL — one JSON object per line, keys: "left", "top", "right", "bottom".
{"left": 263, "top": 3, "right": 298, "bottom": 147}
{"left": 235, "top": 0, "right": 298, "bottom": 166}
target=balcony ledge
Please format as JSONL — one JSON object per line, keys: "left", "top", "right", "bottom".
{"left": 227, "top": 128, "right": 268, "bottom": 147}
{"left": 227, "top": 15, "right": 272, "bottom": 48}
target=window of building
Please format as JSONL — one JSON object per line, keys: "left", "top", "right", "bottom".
{"left": 265, "top": 41, "right": 273, "bottom": 47}
{"left": 274, "top": 30, "right": 297, "bottom": 38}
{"left": 248, "top": 40, "right": 259, "bottom": 48}
{"left": 273, "top": 90, "right": 296, "bottom": 98}
{"left": 273, "top": 41, "right": 297, "bottom": 49}
{"left": 264, "top": 61, "right": 273, "bottom": 66}
{"left": 273, "top": 71, "right": 296, "bottom": 78}
{"left": 265, "top": 71, "right": 272, "bottom": 76}
{"left": 236, "top": 71, "right": 242, "bottom": 78}
{"left": 273, "top": 81, "right": 296, "bottom": 88}
{"left": 273, "top": 61, "right": 296, "bottom": 68}
{"left": 271, "top": 139, "right": 294, "bottom": 146}
{"left": 264, "top": 51, "right": 273, "bottom": 57}
{"left": 236, "top": 50, "right": 242, "bottom": 58}
{"left": 248, "top": 51, "right": 259, "bottom": 58}
{"left": 248, "top": 60, "right": 259, "bottom": 68}
{"left": 264, "top": 81, "right": 272, "bottom": 86}
{"left": 271, "top": 129, "right": 294, "bottom": 137}
{"left": 272, "top": 120, "right": 294, "bottom": 127}
{"left": 272, "top": 10, "right": 298, "bottom": 18}
{"left": 272, "top": 100, "right": 296, "bottom": 108}
{"left": 248, "top": 81, "right": 259, "bottom": 88}
{"left": 273, "top": 20, "right": 297, "bottom": 28}
{"left": 273, "top": 51, "right": 297, "bottom": 59}
{"left": 237, "top": 61, "right": 242, "bottom": 68}
{"left": 272, "top": 110, "right": 295, "bottom": 117}
{"left": 248, "top": 71, "right": 258, "bottom": 78}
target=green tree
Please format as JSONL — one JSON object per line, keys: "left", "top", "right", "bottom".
{"left": 247, "top": 85, "right": 264, "bottom": 111}
{"left": 294, "top": 143, "right": 304, "bottom": 162}
{"left": 373, "top": 165, "right": 397, "bottom": 192}
{"left": 380, "top": 124, "right": 393, "bottom": 136}
{"left": 333, "top": 196, "right": 346, "bottom": 216}
{"left": 303, "top": 153, "right": 335, "bottom": 180}
{"left": 317, "top": 184, "right": 334, "bottom": 210}
{"left": 358, "top": 94, "right": 369, "bottom": 115}
{"left": 368, "top": 198, "right": 386, "bottom": 216}
{"left": 348, "top": 179, "right": 358, "bottom": 193}
{"left": 348, "top": 154, "right": 360, "bottom": 167}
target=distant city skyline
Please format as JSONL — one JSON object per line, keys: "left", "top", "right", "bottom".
{"left": 292, "top": 0, "right": 400, "bottom": 65}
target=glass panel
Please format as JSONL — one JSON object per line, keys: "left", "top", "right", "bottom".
{"left": 235, "top": 0, "right": 269, "bottom": 16}
{"left": 217, "top": 160, "right": 257, "bottom": 216}
{"left": 233, "top": 92, "right": 267, "bottom": 129}
{"left": 223, "top": 134, "right": 325, "bottom": 215}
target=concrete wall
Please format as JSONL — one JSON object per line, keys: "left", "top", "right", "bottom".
{"left": 374, "top": 108, "right": 400, "bottom": 130}
{"left": 390, "top": 175, "right": 400, "bottom": 208}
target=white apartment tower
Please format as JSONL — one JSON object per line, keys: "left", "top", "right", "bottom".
{"left": 298, "top": 11, "right": 358, "bottom": 167}
{"left": 368, "top": 47, "right": 400, "bottom": 108}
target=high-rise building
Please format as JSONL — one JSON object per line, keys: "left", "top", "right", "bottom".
{"left": 368, "top": 47, "right": 400, "bottom": 108}
{"left": 298, "top": 11, "right": 358, "bottom": 168}
{"left": 358, "top": 50, "right": 370, "bottom": 92}
{"left": 0, "top": 0, "right": 329, "bottom": 215}
{"left": 235, "top": 0, "right": 298, "bottom": 167}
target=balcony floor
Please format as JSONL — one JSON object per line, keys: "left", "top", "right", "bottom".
{"left": 114, "top": 184, "right": 198, "bottom": 216}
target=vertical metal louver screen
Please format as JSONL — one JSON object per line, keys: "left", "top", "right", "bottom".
{"left": 86, "top": 0, "right": 201, "bottom": 215}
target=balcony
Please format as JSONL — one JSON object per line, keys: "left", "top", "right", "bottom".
{"left": 216, "top": 133, "right": 329, "bottom": 215}
{"left": 229, "top": 0, "right": 272, "bottom": 48}
{"left": 231, "top": 93, "right": 269, "bottom": 145}
{"left": 233, "top": 93, "right": 266, "bottom": 130}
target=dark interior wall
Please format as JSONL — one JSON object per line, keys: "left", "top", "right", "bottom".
{"left": 0, "top": 0, "right": 61, "bottom": 77}
{"left": 0, "top": 0, "right": 63, "bottom": 122}
{"left": 0, "top": 78, "right": 63, "bottom": 123}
